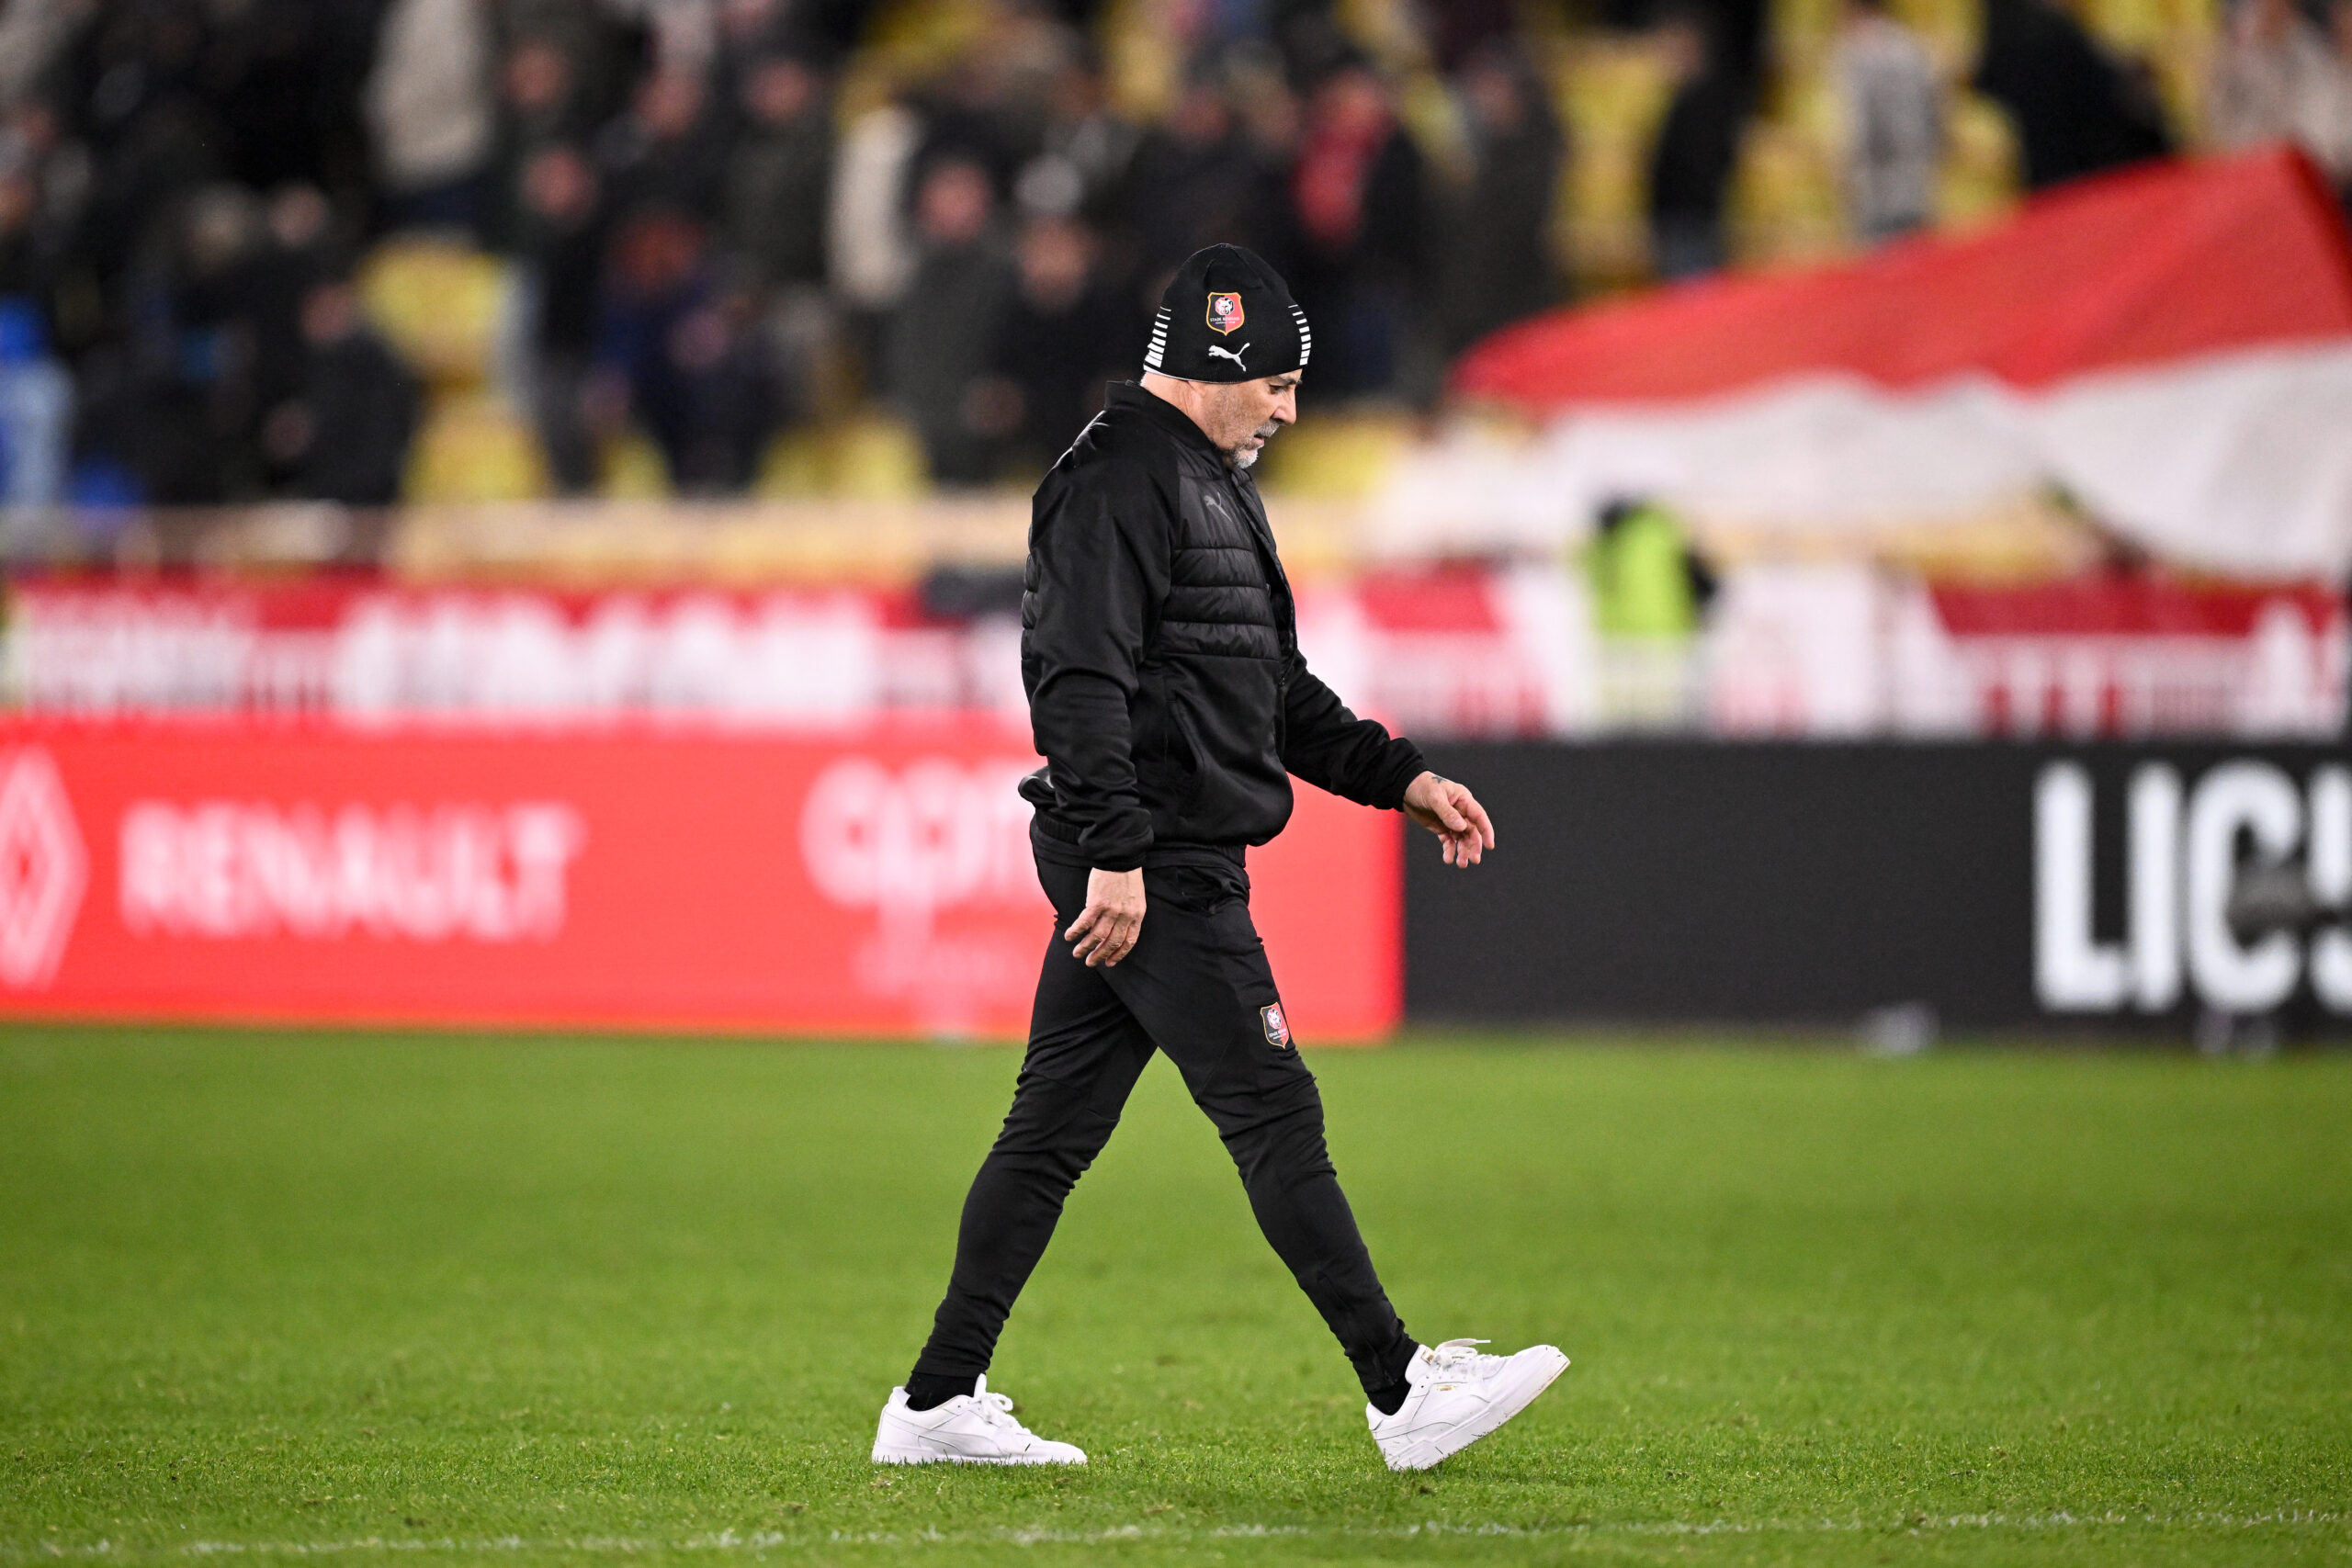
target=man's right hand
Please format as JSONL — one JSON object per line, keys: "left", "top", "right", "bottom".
{"left": 1066, "top": 867, "right": 1147, "bottom": 967}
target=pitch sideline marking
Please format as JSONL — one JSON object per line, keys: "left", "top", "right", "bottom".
{"left": 5, "top": 1512, "right": 2346, "bottom": 1558}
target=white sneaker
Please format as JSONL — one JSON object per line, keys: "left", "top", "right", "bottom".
{"left": 1367, "top": 1338, "right": 1569, "bottom": 1472}
{"left": 871, "top": 1376, "right": 1088, "bottom": 1466}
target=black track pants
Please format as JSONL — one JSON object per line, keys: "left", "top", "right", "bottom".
{"left": 910, "top": 850, "right": 1416, "bottom": 1395}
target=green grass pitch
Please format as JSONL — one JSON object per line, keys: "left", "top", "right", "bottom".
{"left": 2, "top": 1027, "right": 2346, "bottom": 1567}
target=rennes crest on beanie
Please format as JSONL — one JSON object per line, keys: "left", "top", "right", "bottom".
{"left": 1144, "top": 244, "right": 1312, "bottom": 384}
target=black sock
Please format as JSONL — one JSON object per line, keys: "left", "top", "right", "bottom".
{"left": 904, "top": 1372, "right": 978, "bottom": 1412}
{"left": 1368, "top": 1375, "right": 1412, "bottom": 1416}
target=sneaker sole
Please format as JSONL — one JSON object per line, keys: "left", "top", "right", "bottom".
{"left": 871, "top": 1445, "right": 1086, "bottom": 1466}
{"left": 1383, "top": 1348, "right": 1570, "bottom": 1472}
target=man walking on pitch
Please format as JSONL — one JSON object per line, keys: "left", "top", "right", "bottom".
{"left": 872, "top": 244, "right": 1567, "bottom": 1473}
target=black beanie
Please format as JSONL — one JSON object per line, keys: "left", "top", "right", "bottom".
{"left": 1143, "top": 243, "right": 1313, "bottom": 383}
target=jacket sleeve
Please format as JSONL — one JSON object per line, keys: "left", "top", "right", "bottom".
{"left": 1279, "top": 650, "right": 1427, "bottom": 809}
{"left": 1026, "top": 459, "right": 1170, "bottom": 871}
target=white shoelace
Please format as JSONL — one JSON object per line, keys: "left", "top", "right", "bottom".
{"left": 1425, "top": 1338, "right": 1508, "bottom": 1379}
{"left": 966, "top": 1378, "right": 1027, "bottom": 1432}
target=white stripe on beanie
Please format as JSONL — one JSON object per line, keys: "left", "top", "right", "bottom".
{"left": 1144, "top": 306, "right": 1170, "bottom": 370}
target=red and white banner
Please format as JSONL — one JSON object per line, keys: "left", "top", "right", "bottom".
{"left": 0, "top": 721, "right": 1400, "bottom": 1040}
{"left": 1448, "top": 147, "right": 2352, "bottom": 577}
{"left": 9, "top": 569, "right": 2343, "bottom": 740}
{"left": 1705, "top": 566, "right": 2348, "bottom": 737}
{"left": 0, "top": 571, "right": 1589, "bottom": 740}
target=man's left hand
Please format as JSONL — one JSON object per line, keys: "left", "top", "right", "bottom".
{"left": 1402, "top": 772, "right": 1496, "bottom": 868}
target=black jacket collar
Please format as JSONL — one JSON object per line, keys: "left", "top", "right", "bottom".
{"left": 1107, "top": 380, "right": 1228, "bottom": 465}
{"left": 1102, "top": 379, "right": 1281, "bottom": 568}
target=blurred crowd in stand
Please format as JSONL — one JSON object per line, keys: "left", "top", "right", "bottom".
{"left": 0, "top": 0, "right": 2348, "bottom": 510}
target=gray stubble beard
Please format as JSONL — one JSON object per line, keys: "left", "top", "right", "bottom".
{"left": 1225, "top": 425, "right": 1279, "bottom": 470}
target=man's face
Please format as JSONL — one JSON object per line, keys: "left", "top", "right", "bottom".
{"left": 1201, "top": 371, "right": 1301, "bottom": 469}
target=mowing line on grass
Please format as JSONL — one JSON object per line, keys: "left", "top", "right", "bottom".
{"left": 9, "top": 1511, "right": 2346, "bottom": 1559}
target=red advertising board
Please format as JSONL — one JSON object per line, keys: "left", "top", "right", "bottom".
{"left": 0, "top": 720, "right": 1399, "bottom": 1041}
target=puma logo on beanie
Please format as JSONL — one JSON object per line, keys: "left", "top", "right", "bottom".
{"left": 1144, "top": 244, "right": 1312, "bottom": 384}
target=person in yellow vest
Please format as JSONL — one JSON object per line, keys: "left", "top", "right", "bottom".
{"left": 1587, "top": 496, "right": 1714, "bottom": 723}
{"left": 1589, "top": 496, "right": 1706, "bottom": 637}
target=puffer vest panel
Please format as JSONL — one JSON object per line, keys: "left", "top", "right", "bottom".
{"left": 1158, "top": 460, "right": 1283, "bottom": 661}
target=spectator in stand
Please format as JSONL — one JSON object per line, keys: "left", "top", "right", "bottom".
{"left": 979, "top": 213, "right": 1135, "bottom": 471}
{"left": 828, "top": 85, "right": 922, "bottom": 343}
{"left": 1225, "top": 40, "right": 1305, "bottom": 220}
{"left": 594, "top": 203, "right": 776, "bottom": 494}
{"left": 198, "top": 0, "right": 375, "bottom": 197}
{"left": 1833, "top": 0, "right": 1942, "bottom": 243}
{"left": 1126, "top": 64, "right": 1288, "bottom": 293}
{"left": 726, "top": 52, "right": 837, "bottom": 434}
{"left": 116, "top": 182, "right": 270, "bottom": 504}
{"left": 4, "top": 96, "right": 87, "bottom": 225}
{"left": 0, "top": 125, "right": 59, "bottom": 317}
{"left": 4, "top": 0, "right": 2279, "bottom": 513}
{"left": 498, "top": 1, "right": 639, "bottom": 130}
{"left": 245, "top": 184, "right": 339, "bottom": 457}
{"left": 0, "top": 99, "right": 91, "bottom": 364}
{"left": 263, "top": 277, "right": 419, "bottom": 506}
{"left": 665, "top": 273, "right": 780, "bottom": 492}
{"left": 1015, "top": 51, "right": 1141, "bottom": 241}
{"left": 487, "top": 36, "right": 605, "bottom": 491}
{"left": 884, "top": 156, "right": 1014, "bottom": 486}
{"left": 1646, "top": 12, "right": 1750, "bottom": 280}
{"left": 2208, "top": 0, "right": 2352, "bottom": 188}
{"left": 727, "top": 55, "right": 833, "bottom": 296}
{"left": 593, "top": 204, "right": 709, "bottom": 486}
{"left": 912, "top": 17, "right": 1073, "bottom": 203}
{"left": 600, "top": 66, "right": 730, "bottom": 225}
{"left": 715, "top": 0, "right": 797, "bottom": 64}
{"left": 1972, "top": 0, "right": 2170, "bottom": 191}
{"left": 508, "top": 141, "right": 606, "bottom": 492}
{"left": 1288, "top": 60, "right": 1426, "bottom": 399}
{"left": 365, "top": 0, "right": 496, "bottom": 233}
{"left": 71, "top": 11, "right": 232, "bottom": 304}
{"left": 0, "top": 296, "right": 72, "bottom": 506}
{"left": 1443, "top": 42, "right": 1565, "bottom": 355}
{"left": 0, "top": 0, "right": 82, "bottom": 118}
{"left": 490, "top": 37, "right": 591, "bottom": 202}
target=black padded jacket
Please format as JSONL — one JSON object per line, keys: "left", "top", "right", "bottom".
{"left": 1019, "top": 381, "right": 1427, "bottom": 871}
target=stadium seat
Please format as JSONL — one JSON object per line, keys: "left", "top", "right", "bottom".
{"left": 402, "top": 391, "right": 551, "bottom": 504}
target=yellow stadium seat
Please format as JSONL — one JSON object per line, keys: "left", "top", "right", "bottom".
{"left": 752, "top": 412, "right": 931, "bottom": 501}
{"left": 756, "top": 426, "right": 831, "bottom": 499}
{"left": 598, "top": 432, "right": 673, "bottom": 500}
{"left": 830, "top": 412, "right": 931, "bottom": 500}
{"left": 1939, "top": 92, "right": 2023, "bottom": 231}
{"left": 1555, "top": 35, "right": 1679, "bottom": 291}
{"left": 401, "top": 392, "right": 552, "bottom": 503}
{"left": 358, "top": 239, "right": 510, "bottom": 389}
